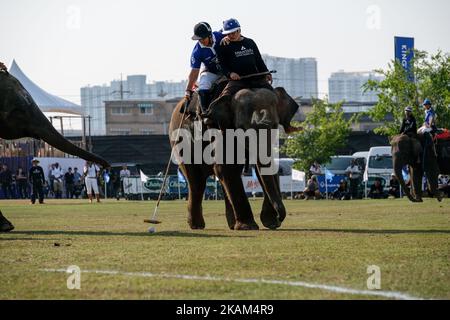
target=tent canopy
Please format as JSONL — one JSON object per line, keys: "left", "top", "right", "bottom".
{"left": 9, "top": 60, "right": 82, "bottom": 115}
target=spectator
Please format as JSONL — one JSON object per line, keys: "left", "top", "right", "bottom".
{"left": 0, "top": 164, "right": 13, "bottom": 199}
{"left": 303, "top": 175, "right": 321, "bottom": 200}
{"left": 369, "top": 178, "right": 388, "bottom": 199}
{"left": 438, "top": 175, "right": 450, "bottom": 198}
{"left": 110, "top": 171, "right": 121, "bottom": 200}
{"left": 83, "top": 161, "right": 101, "bottom": 203}
{"left": 309, "top": 161, "right": 322, "bottom": 176}
{"left": 29, "top": 158, "right": 46, "bottom": 204}
{"left": 333, "top": 179, "right": 350, "bottom": 200}
{"left": 64, "top": 167, "right": 75, "bottom": 199}
{"left": 51, "top": 163, "right": 64, "bottom": 199}
{"left": 48, "top": 163, "right": 56, "bottom": 197}
{"left": 345, "top": 159, "right": 362, "bottom": 199}
{"left": 119, "top": 165, "right": 131, "bottom": 199}
{"left": 73, "top": 167, "right": 83, "bottom": 199}
{"left": 388, "top": 173, "right": 400, "bottom": 198}
{"left": 16, "top": 167, "right": 28, "bottom": 199}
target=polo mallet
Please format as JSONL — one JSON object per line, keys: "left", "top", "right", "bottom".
{"left": 144, "top": 99, "right": 190, "bottom": 224}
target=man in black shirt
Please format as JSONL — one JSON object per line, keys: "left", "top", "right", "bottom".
{"left": 29, "top": 158, "right": 45, "bottom": 204}
{"left": 399, "top": 106, "right": 418, "bottom": 136}
{"left": 64, "top": 167, "right": 75, "bottom": 199}
{"left": 217, "top": 18, "right": 273, "bottom": 98}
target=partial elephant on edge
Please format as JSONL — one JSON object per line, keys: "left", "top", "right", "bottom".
{"left": 391, "top": 133, "right": 449, "bottom": 202}
{"left": 0, "top": 67, "right": 110, "bottom": 232}
{"left": 169, "top": 87, "right": 299, "bottom": 230}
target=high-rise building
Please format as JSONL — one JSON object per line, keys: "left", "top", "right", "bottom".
{"left": 81, "top": 76, "right": 187, "bottom": 136}
{"left": 262, "top": 55, "right": 318, "bottom": 99}
{"left": 328, "top": 71, "right": 383, "bottom": 103}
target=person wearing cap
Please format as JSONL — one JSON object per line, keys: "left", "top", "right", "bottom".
{"left": 29, "top": 158, "right": 45, "bottom": 204}
{"left": 418, "top": 99, "right": 437, "bottom": 134}
{"left": 399, "top": 106, "right": 417, "bottom": 136}
{"left": 216, "top": 18, "right": 273, "bottom": 98}
{"left": 184, "top": 22, "right": 225, "bottom": 113}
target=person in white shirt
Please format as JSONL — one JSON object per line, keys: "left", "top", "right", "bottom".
{"left": 119, "top": 165, "right": 131, "bottom": 198}
{"left": 345, "top": 159, "right": 361, "bottom": 199}
{"left": 83, "top": 161, "right": 101, "bottom": 203}
{"left": 51, "top": 163, "right": 64, "bottom": 199}
{"left": 309, "top": 161, "right": 322, "bottom": 176}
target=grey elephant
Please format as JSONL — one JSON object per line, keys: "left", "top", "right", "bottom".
{"left": 391, "top": 133, "right": 449, "bottom": 202}
{"left": 0, "top": 65, "right": 110, "bottom": 232}
{"left": 169, "top": 87, "right": 299, "bottom": 230}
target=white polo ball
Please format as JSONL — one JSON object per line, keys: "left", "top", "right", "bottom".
{"left": 148, "top": 227, "right": 156, "bottom": 233}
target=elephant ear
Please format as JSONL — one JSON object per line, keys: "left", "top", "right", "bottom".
{"left": 274, "top": 87, "right": 299, "bottom": 131}
{"left": 206, "top": 95, "right": 234, "bottom": 129}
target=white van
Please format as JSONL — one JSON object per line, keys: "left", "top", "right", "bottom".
{"left": 364, "top": 146, "right": 393, "bottom": 188}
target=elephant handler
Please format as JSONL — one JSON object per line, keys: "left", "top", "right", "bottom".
{"left": 399, "top": 106, "right": 417, "bottom": 136}
{"left": 184, "top": 22, "right": 225, "bottom": 113}
{"left": 215, "top": 19, "right": 298, "bottom": 134}
{"left": 0, "top": 62, "right": 7, "bottom": 72}
{"left": 216, "top": 18, "right": 273, "bottom": 98}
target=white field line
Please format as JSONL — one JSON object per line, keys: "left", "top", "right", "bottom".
{"left": 41, "top": 268, "right": 425, "bottom": 300}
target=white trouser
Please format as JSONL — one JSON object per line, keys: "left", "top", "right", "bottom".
{"left": 197, "top": 71, "right": 220, "bottom": 91}
{"left": 418, "top": 126, "right": 432, "bottom": 134}
{"left": 85, "top": 177, "right": 99, "bottom": 195}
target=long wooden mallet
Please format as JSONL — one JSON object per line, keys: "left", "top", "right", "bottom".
{"left": 144, "top": 99, "right": 190, "bottom": 224}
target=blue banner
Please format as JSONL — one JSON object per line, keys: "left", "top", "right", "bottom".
{"left": 395, "top": 36, "right": 415, "bottom": 81}
{"left": 317, "top": 175, "right": 346, "bottom": 194}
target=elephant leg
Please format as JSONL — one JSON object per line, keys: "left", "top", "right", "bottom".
{"left": 410, "top": 166, "right": 424, "bottom": 202}
{"left": 393, "top": 153, "right": 416, "bottom": 202}
{"left": 0, "top": 211, "right": 14, "bottom": 233}
{"left": 183, "top": 165, "right": 207, "bottom": 230}
{"left": 214, "top": 164, "right": 259, "bottom": 230}
{"left": 424, "top": 162, "right": 443, "bottom": 202}
{"left": 256, "top": 168, "right": 286, "bottom": 230}
{"left": 223, "top": 193, "right": 236, "bottom": 230}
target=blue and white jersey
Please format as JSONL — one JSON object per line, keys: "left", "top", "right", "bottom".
{"left": 190, "top": 31, "right": 224, "bottom": 75}
{"left": 424, "top": 108, "right": 436, "bottom": 126}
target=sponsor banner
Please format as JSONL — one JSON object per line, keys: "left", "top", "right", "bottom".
{"left": 317, "top": 175, "right": 347, "bottom": 193}
{"left": 394, "top": 36, "right": 415, "bottom": 81}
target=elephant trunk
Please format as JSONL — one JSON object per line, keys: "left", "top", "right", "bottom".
{"left": 37, "top": 120, "right": 110, "bottom": 168}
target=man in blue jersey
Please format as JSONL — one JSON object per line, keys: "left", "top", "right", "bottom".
{"left": 184, "top": 22, "right": 224, "bottom": 113}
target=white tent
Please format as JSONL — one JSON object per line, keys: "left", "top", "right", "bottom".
{"left": 9, "top": 60, "right": 82, "bottom": 115}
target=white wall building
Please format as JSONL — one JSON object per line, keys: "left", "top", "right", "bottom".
{"left": 262, "top": 55, "right": 318, "bottom": 99}
{"left": 328, "top": 71, "right": 383, "bottom": 103}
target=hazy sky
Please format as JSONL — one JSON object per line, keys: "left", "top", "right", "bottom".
{"left": 1, "top": 0, "right": 449, "bottom": 103}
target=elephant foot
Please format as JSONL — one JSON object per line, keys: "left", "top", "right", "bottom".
{"left": 0, "top": 215, "right": 14, "bottom": 232}
{"left": 262, "top": 218, "right": 282, "bottom": 230}
{"left": 188, "top": 216, "right": 206, "bottom": 230}
{"left": 234, "top": 220, "right": 259, "bottom": 231}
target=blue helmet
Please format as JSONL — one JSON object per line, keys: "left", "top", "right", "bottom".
{"left": 423, "top": 98, "right": 432, "bottom": 106}
{"left": 222, "top": 18, "right": 241, "bottom": 35}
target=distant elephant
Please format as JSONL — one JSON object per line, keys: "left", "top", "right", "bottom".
{"left": 0, "top": 67, "right": 110, "bottom": 232}
{"left": 169, "top": 87, "right": 299, "bottom": 230}
{"left": 391, "top": 134, "right": 449, "bottom": 202}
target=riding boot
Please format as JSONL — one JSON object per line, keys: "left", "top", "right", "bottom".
{"left": 198, "top": 90, "right": 211, "bottom": 115}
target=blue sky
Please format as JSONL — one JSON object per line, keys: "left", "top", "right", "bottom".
{"left": 1, "top": 0, "right": 449, "bottom": 102}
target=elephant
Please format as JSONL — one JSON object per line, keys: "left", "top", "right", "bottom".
{"left": 169, "top": 86, "right": 299, "bottom": 230}
{"left": 391, "top": 133, "right": 449, "bottom": 202}
{"left": 0, "top": 66, "right": 110, "bottom": 232}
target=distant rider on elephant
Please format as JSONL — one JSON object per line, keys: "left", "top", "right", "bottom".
{"left": 184, "top": 22, "right": 225, "bottom": 113}
{"left": 418, "top": 98, "right": 438, "bottom": 156}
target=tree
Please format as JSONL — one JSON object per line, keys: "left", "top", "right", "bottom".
{"left": 364, "top": 50, "right": 450, "bottom": 137}
{"left": 282, "top": 99, "right": 355, "bottom": 173}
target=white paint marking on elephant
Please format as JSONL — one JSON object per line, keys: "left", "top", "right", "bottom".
{"left": 40, "top": 268, "right": 425, "bottom": 300}
{"left": 251, "top": 109, "right": 270, "bottom": 126}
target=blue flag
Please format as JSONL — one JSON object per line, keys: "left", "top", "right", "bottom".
{"left": 177, "top": 169, "right": 186, "bottom": 183}
{"left": 324, "top": 167, "right": 334, "bottom": 181}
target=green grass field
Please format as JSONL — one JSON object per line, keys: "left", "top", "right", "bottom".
{"left": 0, "top": 198, "right": 449, "bottom": 300}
